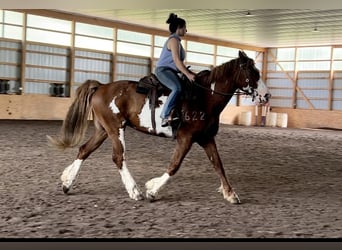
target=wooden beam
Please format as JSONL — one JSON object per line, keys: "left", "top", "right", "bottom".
{"left": 328, "top": 46, "right": 334, "bottom": 110}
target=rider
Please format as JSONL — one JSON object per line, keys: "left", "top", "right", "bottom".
{"left": 155, "top": 13, "right": 196, "bottom": 127}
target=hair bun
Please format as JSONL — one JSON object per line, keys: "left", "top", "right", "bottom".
{"left": 166, "top": 13, "right": 178, "bottom": 24}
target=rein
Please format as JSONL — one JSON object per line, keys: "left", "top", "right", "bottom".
{"left": 192, "top": 80, "right": 247, "bottom": 97}
{"left": 191, "top": 64, "right": 253, "bottom": 97}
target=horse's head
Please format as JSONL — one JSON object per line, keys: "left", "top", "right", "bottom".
{"left": 235, "top": 50, "right": 270, "bottom": 104}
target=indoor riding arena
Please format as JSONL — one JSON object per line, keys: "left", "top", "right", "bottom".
{"left": 1, "top": 9, "right": 342, "bottom": 240}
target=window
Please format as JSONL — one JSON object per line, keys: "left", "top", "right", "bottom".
{"left": 277, "top": 48, "right": 295, "bottom": 61}
{"left": 26, "top": 14, "right": 71, "bottom": 46}
{"left": 216, "top": 46, "right": 239, "bottom": 65}
{"left": 187, "top": 41, "right": 214, "bottom": 54}
{"left": 116, "top": 29, "right": 151, "bottom": 57}
{"left": 0, "top": 10, "right": 23, "bottom": 40}
{"left": 27, "top": 28, "right": 71, "bottom": 46}
{"left": 154, "top": 35, "right": 167, "bottom": 47}
{"left": 117, "top": 30, "right": 151, "bottom": 45}
{"left": 75, "top": 22, "right": 114, "bottom": 52}
{"left": 153, "top": 35, "right": 168, "bottom": 59}
{"left": 76, "top": 23, "right": 113, "bottom": 39}
{"left": 296, "top": 47, "right": 331, "bottom": 71}
{"left": 27, "top": 14, "right": 71, "bottom": 33}
{"left": 217, "top": 46, "right": 239, "bottom": 57}
{"left": 297, "top": 47, "right": 331, "bottom": 60}
{"left": 332, "top": 48, "right": 342, "bottom": 70}
{"left": 186, "top": 41, "right": 214, "bottom": 64}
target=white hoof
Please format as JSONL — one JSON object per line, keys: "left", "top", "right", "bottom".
{"left": 145, "top": 178, "right": 160, "bottom": 201}
{"left": 60, "top": 168, "right": 74, "bottom": 194}
{"left": 218, "top": 184, "right": 241, "bottom": 204}
{"left": 145, "top": 173, "right": 170, "bottom": 201}
{"left": 60, "top": 159, "right": 83, "bottom": 194}
{"left": 225, "top": 192, "right": 241, "bottom": 204}
{"left": 128, "top": 185, "right": 144, "bottom": 201}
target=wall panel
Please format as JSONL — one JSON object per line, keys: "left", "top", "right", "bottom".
{"left": 0, "top": 39, "right": 21, "bottom": 93}
{"left": 24, "top": 43, "right": 70, "bottom": 95}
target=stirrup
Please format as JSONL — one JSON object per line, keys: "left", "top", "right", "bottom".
{"left": 161, "top": 118, "right": 169, "bottom": 127}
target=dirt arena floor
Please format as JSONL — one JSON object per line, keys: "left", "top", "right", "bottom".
{"left": 0, "top": 120, "right": 341, "bottom": 239}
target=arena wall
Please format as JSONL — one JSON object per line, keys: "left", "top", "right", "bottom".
{"left": 1, "top": 94, "right": 342, "bottom": 130}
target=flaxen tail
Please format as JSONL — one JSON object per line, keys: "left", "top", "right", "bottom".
{"left": 47, "top": 80, "right": 101, "bottom": 149}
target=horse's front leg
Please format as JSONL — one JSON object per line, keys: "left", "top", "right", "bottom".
{"left": 199, "top": 137, "right": 241, "bottom": 204}
{"left": 110, "top": 127, "right": 143, "bottom": 201}
{"left": 145, "top": 136, "right": 193, "bottom": 201}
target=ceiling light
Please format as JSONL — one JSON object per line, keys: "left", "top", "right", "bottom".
{"left": 313, "top": 27, "right": 320, "bottom": 33}
{"left": 246, "top": 11, "right": 254, "bottom": 17}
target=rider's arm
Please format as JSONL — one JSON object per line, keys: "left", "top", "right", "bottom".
{"left": 168, "top": 37, "right": 195, "bottom": 82}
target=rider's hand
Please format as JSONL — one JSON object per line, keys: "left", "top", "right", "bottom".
{"left": 187, "top": 72, "right": 196, "bottom": 82}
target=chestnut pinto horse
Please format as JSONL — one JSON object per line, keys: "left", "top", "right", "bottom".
{"left": 48, "top": 51, "right": 270, "bottom": 204}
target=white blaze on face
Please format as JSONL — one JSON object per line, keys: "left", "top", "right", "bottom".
{"left": 109, "top": 96, "right": 120, "bottom": 114}
{"left": 138, "top": 96, "right": 173, "bottom": 137}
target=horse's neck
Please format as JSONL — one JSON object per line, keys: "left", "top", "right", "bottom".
{"left": 202, "top": 81, "right": 236, "bottom": 116}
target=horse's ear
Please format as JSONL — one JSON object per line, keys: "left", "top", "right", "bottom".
{"left": 239, "top": 50, "right": 247, "bottom": 59}
{"left": 239, "top": 50, "right": 248, "bottom": 63}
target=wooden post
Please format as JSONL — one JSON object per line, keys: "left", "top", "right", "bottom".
{"left": 255, "top": 104, "right": 259, "bottom": 126}
{"left": 261, "top": 104, "right": 267, "bottom": 127}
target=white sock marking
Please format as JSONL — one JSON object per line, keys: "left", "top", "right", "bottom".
{"left": 117, "top": 128, "right": 142, "bottom": 200}
{"left": 61, "top": 159, "right": 83, "bottom": 188}
{"left": 145, "top": 172, "right": 170, "bottom": 198}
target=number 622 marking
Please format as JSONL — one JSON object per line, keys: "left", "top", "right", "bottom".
{"left": 181, "top": 110, "right": 206, "bottom": 121}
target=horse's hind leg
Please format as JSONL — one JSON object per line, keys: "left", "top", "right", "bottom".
{"left": 61, "top": 121, "right": 108, "bottom": 194}
{"left": 199, "top": 137, "right": 241, "bottom": 204}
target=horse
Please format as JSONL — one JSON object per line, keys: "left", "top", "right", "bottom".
{"left": 48, "top": 50, "right": 270, "bottom": 204}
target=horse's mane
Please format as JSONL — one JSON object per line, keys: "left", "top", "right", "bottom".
{"left": 207, "top": 58, "right": 239, "bottom": 84}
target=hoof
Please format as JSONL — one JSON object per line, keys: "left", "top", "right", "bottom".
{"left": 131, "top": 192, "right": 144, "bottom": 201}
{"left": 62, "top": 185, "right": 70, "bottom": 194}
{"left": 128, "top": 185, "right": 144, "bottom": 201}
{"left": 226, "top": 193, "right": 241, "bottom": 204}
{"left": 145, "top": 191, "right": 157, "bottom": 202}
{"left": 145, "top": 180, "right": 158, "bottom": 201}
{"left": 145, "top": 174, "right": 169, "bottom": 201}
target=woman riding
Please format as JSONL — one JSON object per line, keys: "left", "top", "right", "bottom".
{"left": 155, "top": 13, "right": 196, "bottom": 127}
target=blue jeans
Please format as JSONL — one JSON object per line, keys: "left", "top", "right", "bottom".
{"left": 155, "top": 67, "right": 182, "bottom": 119}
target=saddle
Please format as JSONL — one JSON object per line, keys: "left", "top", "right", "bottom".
{"left": 136, "top": 70, "right": 210, "bottom": 136}
{"left": 136, "top": 73, "right": 169, "bottom": 133}
{"left": 136, "top": 73, "right": 165, "bottom": 97}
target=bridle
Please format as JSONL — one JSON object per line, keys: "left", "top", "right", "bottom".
{"left": 192, "top": 62, "right": 257, "bottom": 99}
